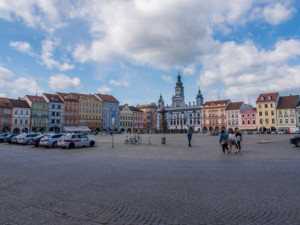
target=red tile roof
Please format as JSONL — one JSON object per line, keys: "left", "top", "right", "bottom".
{"left": 8, "top": 99, "right": 30, "bottom": 108}
{"left": 256, "top": 92, "right": 279, "bottom": 103}
{"left": 129, "top": 106, "right": 143, "bottom": 112}
{"left": 277, "top": 95, "right": 299, "bottom": 109}
{"left": 56, "top": 92, "right": 79, "bottom": 102}
{"left": 95, "top": 94, "right": 119, "bottom": 103}
{"left": 25, "top": 95, "right": 47, "bottom": 103}
{"left": 0, "top": 97, "right": 12, "bottom": 108}
{"left": 203, "top": 99, "right": 230, "bottom": 107}
{"left": 43, "top": 93, "right": 63, "bottom": 103}
{"left": 226, "top": 102, "right": 243, "bottom": 111}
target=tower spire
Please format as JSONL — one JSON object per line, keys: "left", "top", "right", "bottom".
{"left": 176, "top": 72, "right": 183, "bottom": 87}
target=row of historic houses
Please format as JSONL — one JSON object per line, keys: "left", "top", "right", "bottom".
{"left": 0, "top": 93, "right": 120, "bottom": 134}
{"left": 156, "top": 73, "right": 300, "bottom": 133}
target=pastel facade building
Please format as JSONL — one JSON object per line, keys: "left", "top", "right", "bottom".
{"left": 136, "top": 103, "right": 158, "bottom": 132}
{"left": 256, "top": 93, "right": 279, "bottom": 132}
{"left": 72, "top": 93, "right": 102, "bottom": 132}
{"left": 56, "top": 92, "right": 79, "bottom": 128}
{"left": 226, "top": 102, "right": 252, "bottom": 131}
{"left": 240, "top": 108, "right": 257, "bottom": 131}
{"left": 129, "top": 106, "right": 144, "bottom": 132}
{"left": 276, "top": 95, "right": 300, "bottom": 132}
{"left": 95, "top": 94, "right": 119, "bottom": 132}
{"left": 202, "top": 100, "right": 230, "bottom": 132}
{"left": 119, "top": 104, "right": 133, "bottom": 132}
{"left": 23, "top": 95, "right": 48, "bottom": 133}
{"left": 43, "top": 93, "right": 64, "bottom": 133}
{"left": 297, "top": 102, "right": 300, "bottom": 129}
{"left": 157, "top": 73, "right": 204, "bottom": 132}
{"left": 0, "top": 97, "right": 12, "bottom": 133}
{"left": 9, "top": 98, "right": 31, "bottom": 134}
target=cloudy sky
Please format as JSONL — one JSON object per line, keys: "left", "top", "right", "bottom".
{"left": 0, "top": 0, "right": 300, "bottom": 106}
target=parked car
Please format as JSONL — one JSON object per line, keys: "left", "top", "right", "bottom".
{"left": 57, "top": 134, "right": 96, "bottom": 148}
{"left": 31, "top": 134, "right": 47, "bottom": 147}
{"left": 252, "top": 130, "right": 259, "bottom": 134}
{"left": 278, "top": 130, "right": 287, "bottom": 134}
{"left": 11, "top": 134, "right": 26, "bottom": 144}
{"left": 7, "top": 134, "right": 18, "bottom": 144}
{"left": 290, "top": 135, "right": 300, "bottom": 147}
{"left": 0, "top": 133, "right": 10, "bottom": 142}
{"left": 264, "top": 131, "right": 271, "bottom": 134}
{"left": 39, "top": 134, "right": 64, "bottom": 148}
{"left": 271, "top": 131, "right": 277, "bottom": 134}
{"left": 17, "top": 133, "right": 40, "bottom": 145}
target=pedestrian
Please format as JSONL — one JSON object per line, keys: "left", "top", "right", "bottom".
{"left": 229, "top": 130, "right": 238, "bottom": 153}
{"left": 235, "top": 129, "right": 242, "bottom": 151}
{"left": 187, "top": 129, "right": 193, "bottom": 147}
{"left": 219, "top": 130, "right": 228, "bottom": 154}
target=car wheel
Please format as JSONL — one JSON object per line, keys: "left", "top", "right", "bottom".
{"left": 52, "top": 141, "right": 57, "bottom": 148}
{"left": 69, "top": 142, "right": 75, "bottom": 149}
{"left": 296, "top": 141, "right": 300, "bottom": 147}
{"left": 90, "top": 141, "right": 95, "bottom": 147}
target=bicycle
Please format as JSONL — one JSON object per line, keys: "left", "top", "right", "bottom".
{"left": 124, "top": 135, "right": 137, "bottom": 144}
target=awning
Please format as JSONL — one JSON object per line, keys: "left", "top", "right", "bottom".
{"left": 63, "top": 126, "right": 92, "bottom": 132}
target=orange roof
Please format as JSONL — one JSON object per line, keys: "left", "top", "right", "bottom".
{"left": 95, "top": 93, "right": 119, "bottom": 103}
{"left": 256, "top": 92, "right": 279, "bottom": 103}
{"left": 203, "top": 99, "right": 230, "bottom": 107}
{"left": 56, "top": 92, "right": 79, "bottom": 102}
{"left": 8, "top": 99, "right": 30, "bottom": 108}
{"left": 226, "top": 102, "right": 243, "bottom": 111}
{"left": 43, "top": 93, "right": 63, "bottom": 103}
{"left": 25, "top": 95, "right": 47, "bottom": 103}
{"left": 0, "top": 97, "right": 12, "bottom": 108}
{"left": 277, "top": 95, "right": 299, "bottom": 109}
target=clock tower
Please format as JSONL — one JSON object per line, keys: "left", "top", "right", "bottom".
{"left": 172, "top": 72, "right": 185, "bottom": 108}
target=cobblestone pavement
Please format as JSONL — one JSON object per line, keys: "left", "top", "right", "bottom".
{"left": 1, "top": 134, "right": 300, "bottom": 224}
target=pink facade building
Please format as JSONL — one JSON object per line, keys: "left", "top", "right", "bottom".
{"left": 240, "top": 108, "right": 257, "bottom": 130}
{"left": 129, "top": 106, "right": 144, "bottom": 132}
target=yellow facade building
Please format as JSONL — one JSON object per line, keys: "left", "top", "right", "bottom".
{"left": 9, "top": 99, "right": 31, "bottom": 134}
{"left": 72, "top": 93, "right": 103, "bottom": 132}
{"left": 256, "top": 93, "right": 280, "bottom": 132}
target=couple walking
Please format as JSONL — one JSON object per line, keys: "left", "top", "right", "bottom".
{"left": 219, "top": 129, "right": 242, "bottom": 154}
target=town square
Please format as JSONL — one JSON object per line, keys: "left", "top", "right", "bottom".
{"left": 1, "top": 1, "right": 300, "bottom": 224}
{"left": 1, "top": 133, "right": 300, "bottom": 224}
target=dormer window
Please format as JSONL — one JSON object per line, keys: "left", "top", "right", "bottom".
{"left": 268, "top": 96, "right": 271, "bottom": 100}
{"left": 261, "top": 96, "right": 264, "bottom": 100}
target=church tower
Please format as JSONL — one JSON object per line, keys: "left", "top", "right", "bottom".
{"left": 158, "top": 93, "right": 164, "bottom": 109}
{"left": 172, "top": 72, "right": 185, "bottom": 108}
{"left": 196, "top": 87, "right": 204, "bottom": 106}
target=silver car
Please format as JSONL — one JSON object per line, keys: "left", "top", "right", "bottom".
{"left": 12, "top": 133, "right": 25, "bottom": 144}
{"left": 18, "top": 133, "right": 40, "bottom": 145}
{"left": 57, "top": 134, "right": 96, "bottom": 148}
{"left": 39, "top": 134, "right": 64, "bottom": 148}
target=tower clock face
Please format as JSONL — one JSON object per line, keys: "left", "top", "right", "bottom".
{"left": 176, "top": 88, "right": 179, "bottom": 92}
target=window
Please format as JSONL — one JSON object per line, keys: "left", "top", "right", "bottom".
{"left": 271, "top": 111, "right": 274, "bottom": 116}
{"left": 247, "top": 114, "right": 250, "bottom": 117}
{"left": 20, "top": 110, "right": 24, "bottom": 115}
{"left": 285, "top": 119, "right": 288, "bottom": 123}
{"left": 15, "top": 110, "right": 18, "bottom": 115}
{"left": 242, "top": 114, "right": 244, "bottom": 117}
{"left": 265, "top": 119, "right": 269, "bottom": 124}
{"left": 247, "top": 120, "right": 250, "bottom": 125}
{"left": 14, "top": 119, "right": 18, "bottom": 124}
{"left": 265, "top": 111, "right": 268, "bottom": 116}
{"left": 268, "top": 96, "right": 271, "bottom": 100}
{"left": 253, "top": 120, "right": 255, "bottom": 124}
{"left": 259, "top": 111, "right": 262, "bottom": 116}
{"left": 264, "top": 104, "right": 268, "bottom": 108}
{"left": 259, "top": 104, "right": 262, "bottom": 109}
{"left": 26, "top": 110, "right": 29, "bottom": 116}
{"left": 280, "top": 119, "right": 282, "bottom": 124}
{"left": 279, "top": 110, "right": 282, "bottom": 115}
{"left": 25, "top": 119, "right": 28, "bottom": 125}
{"left": 291, "top": 119, "right": 295, "bottom": 123}
{"left": 272, "top": 119, "right": 275, "bottom": 124}
{"left": 270, "top": 103, "right": 274, "bottom": 108}
{"left": 38, "top": 104, "right": 42, "bottom": 109}
{"left": 242, "top": 120, "right": 245, "bottom": 125}
{"left": 261, "top": 97, "right": 264, "bottom": 101}
{"left": 33, "top": 104, "right": 37, "bottom": 108}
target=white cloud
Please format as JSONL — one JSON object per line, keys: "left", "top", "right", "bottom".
{"left": 0, "top": 66, "right": 43, "bottom": 96}
{"left": 161, "top": 75, "right": 174, "bottom": 84}
{"left": 109, "top": 79, "right": 129, "bottom": 87}
{"left": 251, "top": 2, "right": 296, "bottom": 25}
{"left": 198, "top": 39, "right": 300, "bottom": 101}
{"left": 97, "top": 85, "right": 112, "bottom": 94}
{"left": 0, "top": 0, "right": 65, "bottom": 33}
{"left": 41, "top": 39, "right": 75, "bottom": 71}
{"left": 48, "top": 74, "right": 82, "bottom": 91}
{"left": 9, "top": 41, "right": 34, "bottom": 55}
{"left": 183, "top": 64, "right": 196, "bottom": 76}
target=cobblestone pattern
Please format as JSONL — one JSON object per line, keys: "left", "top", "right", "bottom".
{"left": 0, "top": 134, "right": 300, "bottom": 224}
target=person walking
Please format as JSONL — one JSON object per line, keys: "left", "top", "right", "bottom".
{"left": 219, "top": 130, "right": 228, "bottom": 154}
{"left": 187, "top": 129, "right": 193, "bottom": 147}
{"left": 229, "top": 130, "right": 238, "bottom": 153}
{"left": 235, "top": 129, "right": 242, "bottom": 151}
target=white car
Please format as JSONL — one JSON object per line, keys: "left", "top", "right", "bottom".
{"left": 39, "top": 133, "right": 64, "bottom": 148}
{"left": 18, "top": 133, "right": 40, "bottom": 145}
{"left": 11, "top": 133, "right": 26, "bottom": 144}
{"left": 57, "top": 134, "right": 96, "bottom": 148}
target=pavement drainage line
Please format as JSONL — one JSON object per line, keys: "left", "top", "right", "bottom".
{"left": 0, "top": 191, "right": 107, "bottom": 225}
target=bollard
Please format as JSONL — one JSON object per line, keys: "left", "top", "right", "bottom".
{"left": 161, "top": 137, "right": 166, "bottom": 144}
